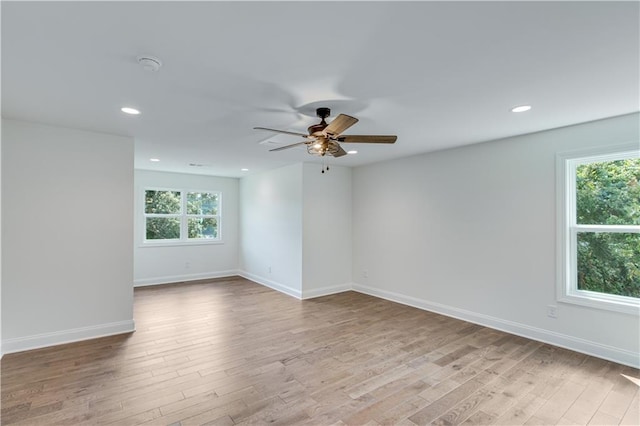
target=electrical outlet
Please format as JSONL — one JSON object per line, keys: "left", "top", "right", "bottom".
{"left": 363, "top": 270, "right": 368, "bottom": 279}
{"left": 547, "top": 305, "right": 558, "bottom": 318}
{"left": 268, "top": 266, "right": 272, "bottom": 274}
{"left": 185, "top": 261, "right": 191, "bottom": 269}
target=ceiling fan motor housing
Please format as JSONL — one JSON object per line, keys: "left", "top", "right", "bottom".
{"left": 316, "top": 107, "right": 330, "bottom": 119}
{"left": 308, "top": 107, "right": 331, "bottom": 136}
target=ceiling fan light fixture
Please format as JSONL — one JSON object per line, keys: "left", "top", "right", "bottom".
{"left": 347, "top": 150, "right": 358, "bottom": 154}
{"left": 149, "top": 158, "right": 160, "bottom": 162}
{"left": 308, "top": 145, "right": 324, "bottom": 156}
{"left": 511, "top": 105, "right": 531, "bottom": 113}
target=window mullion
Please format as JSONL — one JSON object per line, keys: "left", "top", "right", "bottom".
{"left": 181, "top": 190, "right": 187, "bottom": 240}
{"left": 569, "top": 227, "right": 578, "bottom": 295}
{"left": 574, "top": 224, "right": 640, "bottom": 233}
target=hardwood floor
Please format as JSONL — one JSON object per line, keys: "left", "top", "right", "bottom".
{"left": 1, "top": 277, "right": 638, "bottom": 425}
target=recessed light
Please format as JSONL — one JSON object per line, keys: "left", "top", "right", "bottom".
{"left": 241, "top": 168, "right": 249, "bottom": 171}
{"left": 137, "top": 56, "right": 162, "bottom": 72}
{"left": 121, "top": 107, "right": 140, "bottom": 115}
{"left": 511, "top": 105, "right": 531, "bottom": 113}
{"left": 347, "top": 150, "right": 358, "bottom": 154}
{"left": 149, "top": 158, "right": 160, "bottom": 162}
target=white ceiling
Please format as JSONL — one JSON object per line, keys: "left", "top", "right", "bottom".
{"left": 2, "top": 1, "right": 638, "bottom": 178}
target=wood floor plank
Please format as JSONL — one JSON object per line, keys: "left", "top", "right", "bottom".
{"left": 342, "top": 380, "right": 429, "bottom": 425}
{"left": 596, "top": 388, "right": 637, "bottom": 422}
{"left": 588, "top": 410, "right": 620, "bottom": 425}
{"left": 2, "top": 277, "right": 638, "bottom": 425}
{"left": 462, "top": 410, "right": 496, "bottom": 425}
{"left": 530, "top": 379, "right": 586, "bottom": 424}
{"left": 493, "top": 392, "right": 547, "bottom": 425}
{"left": 620, "top": 392, "right": 639, "bottom": 425}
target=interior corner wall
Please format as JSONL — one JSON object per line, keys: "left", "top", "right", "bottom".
{"left": 134, "top": 170, "right": 239, "bottom": 286}
{"left": 1, "top": 119, "right": 135, "bottom": 354}
{"left": 352, "top": 113, "right": 640, "bottom": 368}
{"left": 302, "top": 163, "right": 352, "bottom": 298}
{"left": 239, "top": 163, "right": 303, "bottom": 298}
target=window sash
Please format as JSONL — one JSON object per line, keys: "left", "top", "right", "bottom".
{"left": 568, "top": 227, "right": 639, "bottom": 303}
{"left": 144, "top": 190, "right": 182, "bottom": 215}
{"left": 187, "top": 216, "right": 219, "bottom": 240}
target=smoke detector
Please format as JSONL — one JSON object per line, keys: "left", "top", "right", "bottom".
{"left": 137, "top": 56, "right": 162, "bottom": 72}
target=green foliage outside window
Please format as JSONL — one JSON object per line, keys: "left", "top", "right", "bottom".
{"left": 575, "top": 159, "right": 640, "bottom": 298}
{"left": 188, "top": 217, "right": 218, "bottom": 239}
{"left": 145, "top": 190, "right": 181, "bottom": 214}
{"left": 146, "top": 217, "right": 180, "bottom": 240}
{"left": 187, "top": 192, "right": 218, "bottom": 215}
{"left": 145, "top": 190, "right": 181, "bottom": 240}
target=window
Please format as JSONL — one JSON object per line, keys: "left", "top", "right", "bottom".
{"left": 144, "top": 189, "right": 221, "bottom": 244}
{"left": 557, "top": 145, "right": 639, "bottom": 314}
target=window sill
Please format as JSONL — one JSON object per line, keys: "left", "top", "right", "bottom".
{"left": 558, "top": 291, "right": 640, "bottom": 316}
{"left": 140, "top": 240, "right": 224, "bottom": 248}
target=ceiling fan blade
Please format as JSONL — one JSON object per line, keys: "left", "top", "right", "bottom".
{"left": 269, "top": 141, "right": 309, "bottom": 152}
{"left": 254, "top": 127, "right": 310, "bottom": 138}
{"left": 323, "top": 114, "right": 359, "bottom": 137}
{"left": 336, "top": 135, "right": 397, "bottom": 144}
{"left": 332, "top": 144, "right": 348, "bottom": 158}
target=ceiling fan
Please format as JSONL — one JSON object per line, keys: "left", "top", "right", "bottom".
{"left": 254, "top": 107, "right": 397, "bottom": 158}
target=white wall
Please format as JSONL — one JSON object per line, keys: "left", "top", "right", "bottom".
{"left": 239, "top": 162, "right": 353, "bottom": 299}
{"left": 352, "top": 113, "right": 640, "bottom": 367}
{"left": 0, "top": 119, "right": 3, "bottom": 356}
{"left": 134, "top": 170, "right": 239, "bottom": 286}
{"left": 239, "top": 164, "right": 303, "bottom": 297}
{"left": 302, "top": 163, "right": 353, "bottom": 298}
{"left": 1, "top": 119, "right": 135, "bottom": 353}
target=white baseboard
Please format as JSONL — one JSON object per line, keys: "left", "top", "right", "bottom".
{"left": 1, "top": 320, "right": 136, "bottom": 355}
{"left": 352, "top": 283, "right": 639, "bottom": 369}
{"left": 302, "top": 283, "right": 353, "bottom": 299}
{"left": 134, "top": 270, "right": 240, "bottom": 287}
{"left": 238, "top": 271, "right": 302, "bottom": 299}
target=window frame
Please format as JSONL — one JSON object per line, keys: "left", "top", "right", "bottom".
{"left": 556, "top": 143, "right": 640, "bottom": 315}
{"left": 142, "top": 187, "right": 222, "bottom": 246}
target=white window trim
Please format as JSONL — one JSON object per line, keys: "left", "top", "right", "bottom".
{"left": 142, "top": 187, "right": 223, "bottom": 247}
{"left": 556, "top": 143, "right": 640, "bottom": 315}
